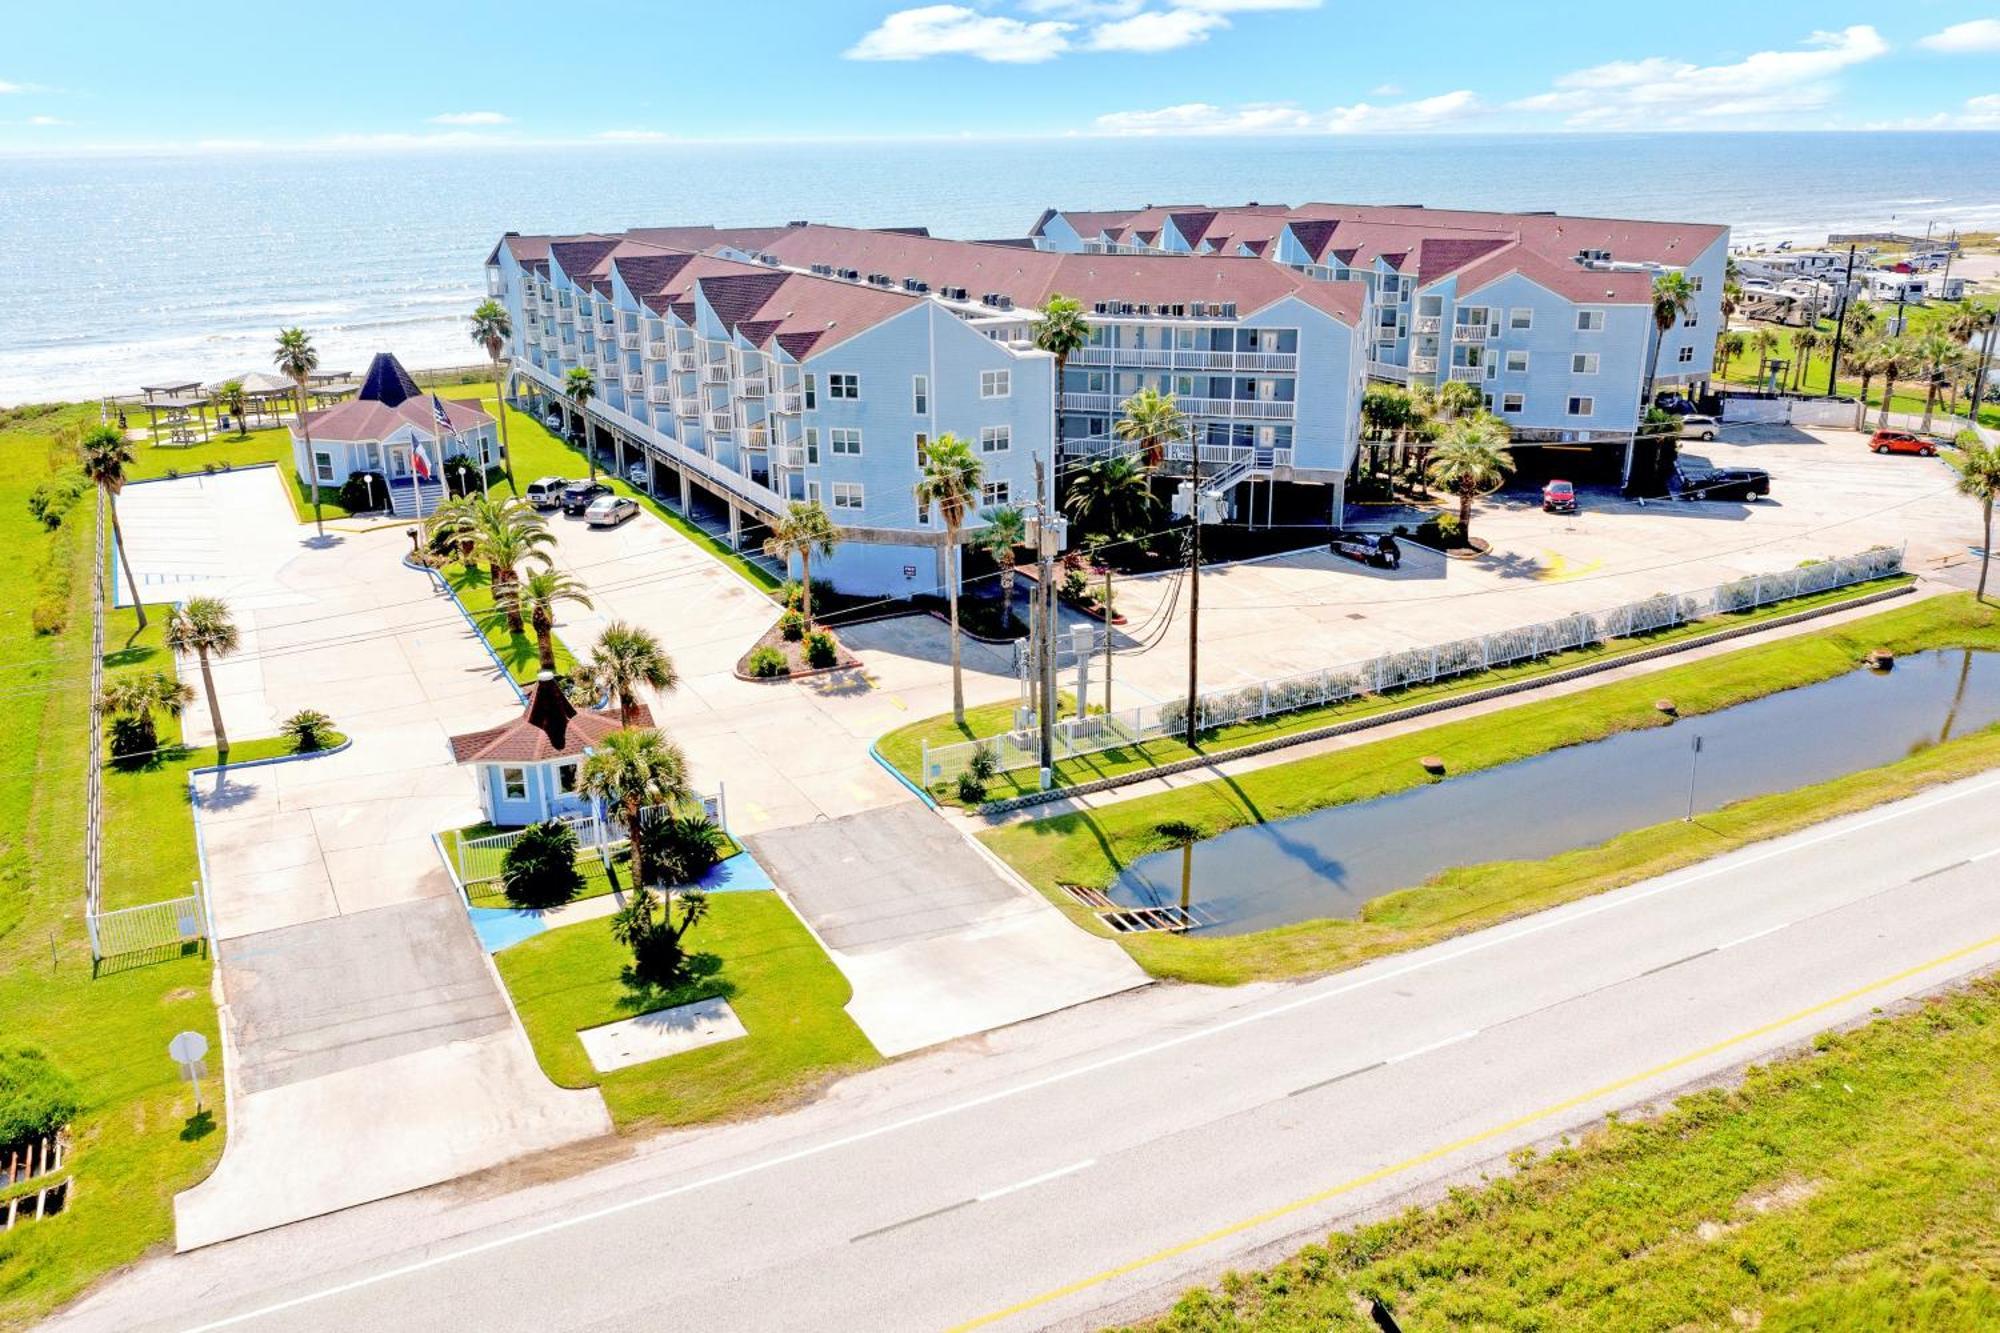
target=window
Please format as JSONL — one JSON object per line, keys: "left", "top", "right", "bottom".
{"left": 1501, "top": 392, "right": 1525, "bottom": 413}
{"left": 982, "top": 481, "right": 1010, "bottom": 506}
{"left": 1682, "top": 311, "right": 1698, "bottom": 329}
{"left": 979, "top": 425, "right": 1010, "bottom": 454}
{"left": 1677, "top": 345, "right": 1695, "bottom": 364}
{"left": 1509, "top": 307, "right": 1533, "bottom": 330}
{"left": 557, "top": 763, "right": 578, "bottom": 794}
{"left": 804, "top": 480, "right": 821, "bottom": 505}
{"left": 1571, "top": 353, "right": 1600, "bottom": 375}
{"left": 314, "top": 450, "right": 335, "bottom": 483}
{"left": 1576, "top": 309, "right": 1605, "bottom": 332}
{"left": 914, "top": 433, "right": 929, "bottom": 467}
{"left": 1505, "top": 350, "right": 1530, "bottom": 373}
{"left": 831, "top": 481, "right": 864, "bottom": 511}
{"left": 828, "top": 373, "right": 858, "bottom": 400}
{"left": 829, "top": 427, "right": 862, "bottom": 456}
{"left": 803, "top": 373, "right": 817, "bottom": 410}
{"left": 1567, "top": 395, "right": 1594, "bottom": 417}
{"left": 912, "top": 375, "right": 928, "bottom": 415}
{"left": 1690, "top": 275, "right": 1704, "bottom": 292}
{"left": 980, "top": 369, "right": 1010, "bottom": 399}
{"left": 501, "top": 767, "right": 527, "bottom": 801}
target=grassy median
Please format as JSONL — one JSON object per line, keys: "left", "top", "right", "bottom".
{"left": 984, "top": 593, "right": 2000, "bottom": 986}
{"left": 1128, "top": 971, "right": 2000, "bottom": 1331}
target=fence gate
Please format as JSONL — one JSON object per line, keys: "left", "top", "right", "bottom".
{"left": 87, "top": 891, "right": 208, "bottom": 967}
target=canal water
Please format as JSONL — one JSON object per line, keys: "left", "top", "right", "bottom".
{"left": 1110, "top": 650, "right": 2000, "bottom": 935}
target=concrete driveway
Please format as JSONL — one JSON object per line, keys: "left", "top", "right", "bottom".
{"left": 747, "top": 805, "right": 1146, "bottom": 1055}
{"left": 117, "top": 472, "right": 608, "bottom": 1249}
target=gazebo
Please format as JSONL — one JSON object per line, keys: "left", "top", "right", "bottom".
{"left": 203, "top": 371, "right": 305, "bottom": 431}
{"left": 137, "top": 381, "right": 213, "bottom": 447}
{"left": 288, "top": 352, "right": 497, "bottom": 517}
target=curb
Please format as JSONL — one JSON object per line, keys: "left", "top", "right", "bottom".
{"left": 980, "top": 580, "right": 1917, "bottom": 815}
{"left": 870, "top": 740, "right": 939, "bottom": 810}
{"left": 405, "top": 556, "right": 530, "bottom": 705}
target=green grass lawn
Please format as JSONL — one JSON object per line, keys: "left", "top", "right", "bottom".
{"left": 447, "top": 382, "right": 783, "bottom": 595}
{"left": 494, "top": 891, "right": 879, "bottom": 1130}
{"left": 1131, "top": 971, "right": 2000, "bottom": 1331}
{"left": 457, "top": 832, "right": 743, "bottom": 909}
{"left": 894, "top": 575, "right": 1912, "bottom": 806}
{"left": 1718, "top": 298, "right": 1999, "bottom": 429}
{"left": 982, "top": 593, "right": 2000, "bottom": 987}
{"left": 0, "top": 404, "right": 226, "bottom": 1324}
{"left": 441, "top": 561, "right": 577, "bottom": 683}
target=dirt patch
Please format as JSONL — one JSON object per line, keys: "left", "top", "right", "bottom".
{"left": 160, "top": 987, "right": 199, "bottom": 1004}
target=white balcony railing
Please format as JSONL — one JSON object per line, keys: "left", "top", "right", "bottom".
{"left": 1413, "top": 315, "right": 1441, "bottom": 334}
{"left": 1452, "top": 325, "right": 1490, "bottom": 343}
{"left": 647, "top": 341, "right": 669, "bottom": 360}
{"left": 673, "top": 351, "right": 698, "bottom": 371}
{"left": 648, "top": 383, "right": 672, "bottom": 404}
{"left": 705, "top": 411, "right": 733, "bottom": 433}
{"left": 738, "top": 379, "right": 766, "bottom": 399}
{"left": 556, "top": 307, "right": 575, "bottom": 325}
{"left": 704, "top": 363, "right": 731, "bottom": 384}
{"left": 620, "top": 331, "right": 640, "bottom": 351}
{"left": 773, "top": 390, "right": 802, "bottom": 414}
{"left": 1449, "top": 364, "right": 1486, "bottom": 382}
{"left": 1060, "top": 392, "right": 1113, "bottom": 413}
{"left": 624, "top": 374, "right": 644, "bottom": 393}
{"left": 1061, "top": 346, "right": 1296, "bottom": 374}
{"left": 1411, "top": 354, "right": 1439, "bottom": 373}
{"left": 774, "top": 443, "right": 808, "bottom": 468}
{"left": 741, "top": 426, "right": 769, "bottom": 450}
{"left": 676, "top": 400, "right": 700, "bottom": 418}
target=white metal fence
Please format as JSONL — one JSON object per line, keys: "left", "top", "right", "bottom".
{"left": 86, "top": 892, "right": 208, "bottom": 962}
{"left": 453, "top": 788, "right": 729, "bottom": 887}
{"left": 921, "top": 544, "right": 1906, "bottom": 785}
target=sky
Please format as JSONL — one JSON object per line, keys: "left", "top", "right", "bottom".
{"left": 3, "top": 2, "right": 1998, "bottom": 153}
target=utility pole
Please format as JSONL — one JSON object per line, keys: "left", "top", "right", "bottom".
{"left": 1034, "top": 452, "right": 1057, "bottom": 781}
{"left": 1183, "top": 426, "right": 1203, "bottom": 749}
{"left": 1101, "top": 563, "right": 1114, "bottom": 716}
{"left": 1825, "top": 244, "right": 1858, "bottom": 397}
{"left": 1971, "top": 319, "right": 1997, "bottom": 425}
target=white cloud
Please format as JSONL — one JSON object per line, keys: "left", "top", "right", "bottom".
{"left": 1019, "top": 0, "right": 1140, "bottom": 16}
{"left": 1090, "top": 8, "right": 1226, "bottom": 52}
{"left": 1094, "top": 89, "right": 1480, "bottom": 135}
{"left": 1172, "top": 0, "right": 1319, "bottom": 10}
{"left": 597, "top": 128, "right": 676, "bottom": 141}
{"left": 1370, "top": 83, "right": 1403, "bottom": 96}
{"left": 27, "top": 114, "right": 65, "bottom": 126}
{"left": 0, "top": 80, "right": 21, "bottom": 94}
{"left": 1918, "top": 19, "right": 2000, "bottom": 53}
{"left": 1869, "top": 94, "right": 2000, "bottom": 131}
{"left": 430, "top": 111, "right": 510, "bottom": 126}
{"left": 846, "top": 5, "right": 1075, "bottom": 62}
{"left": 1510, "top": 25, "right": 1889, "bottom": 129}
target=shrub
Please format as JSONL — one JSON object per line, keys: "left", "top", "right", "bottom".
{"left": 281, "top": 709, "right": 337, "bottom": 753}
{"left": 804, "top": 630, "right": 838, "bottom": 668}
{"left": 747, "top": 645, "right": 786, "bottom": 677}
{"left": 500, "top": 821, "right": 585, "bottom": 909}
{"left": 778, "top": 609, "right": 805, "bottom": 641}
{"left": 1414, "top": 513, "right": 1466, "bottom": 550}
{"left": 31, "top": 596, "right": 67, "bottom": 636}
{"left": 26, "top": 472, "right": 88, "bottom": 530}
{"left": 107, "top": 714, "right": 159, "bottom": 764}
{"left": 956, "top": 771, "right": 987, "bottom": 804}
{"left": 781, "top": 578, "right": 837, "bottom": 612}
{"left": 969, "top": 745, "right": 999, "bottom": 782}
{"left": 646, "top": 812, "right": 724, "bottom": 887}
{"left": 337, "top": 471, "right": 389, "bottom": 513}
{"left": 444, "top": 459, "right": 482, "bottom": 497}
{"left": 0, "top": 1046, "right": 81, "bottom": 1145}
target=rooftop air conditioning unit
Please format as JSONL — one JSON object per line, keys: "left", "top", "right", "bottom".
{"left": 1136, "top": 303, "right": 1153, "bottom": 316}
{"left": 839, "top": 268, "right": 860, "bottom": 281}
{"left": 1166, "top": 303, "right": 1186, "bottom": 317}
{"left": 810, "top": 263, "right": 831, "bottom": 276}
{"left": 902, "top": 277, "right": 923, "bottom": 292}
{"left": 1218, "top": 303, "right": 1237, "bottom": 318}
{"left": 867, "top": 272, "right": 891, "bottom": 286}
{"left": 943, "top": 286, "right": 969, "bottom": 301}
{"left": 995, "top": 295, "right": 1013, "bottom": 310}
{"left": 1191, "top": 302, "right": 1209, "bottom": 317}
{"left": 1092, "top": 301, "right": 1111, "bottom": 315}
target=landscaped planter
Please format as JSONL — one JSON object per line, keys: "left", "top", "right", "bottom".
{"left": 734, "top": 619, "right": 860, "bottom": 681}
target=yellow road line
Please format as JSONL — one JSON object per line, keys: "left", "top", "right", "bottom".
{"left": 950, "top": 928, "right": 2000, "bottom": 1331}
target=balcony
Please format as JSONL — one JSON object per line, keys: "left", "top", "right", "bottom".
{"left": 738, "top": 379, "right": 766, "bottom": 399}
{"left": 624, "top": 374, "right": 644, "bottom": 393}
{"left": 673, "top": 351, "right": 698, "bottom": 371}
{"left": 1448, "top": 364, "right": 1485, "bottom": 382}
{"left": 741, "top": 426, "right": 769, "bottom": 450}
{"left": 1235, "top": 352, "right": 1298, "bottom": 373}
{"left": 1060, "top": 391, "right": 1113, "bottom": 413}
{"left": 1411, "top": 354, "right": 1439, "bottom": 374}
{"left": 774, "top": 443, "right": 808, "bottom": 469}
{"left": 773, "top": 389, "right": 802, "bottom": 414}
{"left": 676, "top": 400, "right": 700, "bottom": 418}
{"left": 555, "top": 307, "right": 575, "bottom": 325}
{"left": 704, "top": 363, "right": 731, "bottom": 384}
{"left": 1452, "top": 324, "right": 1490, "bottom": 343}
{"left": 619, "top": 331, "right": 640, "bottom": 351}
{"left": 1413, "top": 315, "right": 1441, "bottom": 334}
{"left": 705, "top": 411, "right": 733, "bottom": 433}
{"left": 648, "top": 383, "right": 672, "bottom": 405}
{"left": 647, "top": 341, "right": 669, "bottom": 360}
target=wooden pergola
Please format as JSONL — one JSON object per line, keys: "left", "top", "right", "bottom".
{"left": 137, "top": 382, "right": 213, "bottom": 447}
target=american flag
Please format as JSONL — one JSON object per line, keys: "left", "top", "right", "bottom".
{"left": 431, "top": 393, "right": 452, "bottom": 435}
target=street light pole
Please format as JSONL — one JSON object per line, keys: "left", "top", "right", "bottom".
{"left": 1825, "top": 244, "right": 1858, "bottom": 397}
{"left": 1035, "top": 452, "right": 1056, "bottom": 779}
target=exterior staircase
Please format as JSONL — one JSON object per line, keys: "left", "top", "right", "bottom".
{"left": 386, "top": 477, "right": 448, "bottom": 519}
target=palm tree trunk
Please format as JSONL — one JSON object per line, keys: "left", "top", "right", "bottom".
{"left": 1921, "top": 375, "right": 1939, "bottom": 432}
{"left": 1643, "top": 327, "right": 1666, "bottom": 408}
{"left": 626, "top": 794, "right": 647, "bottom": 888}
{"left": 107, "top": 497, "right": 147, "bottom": 631}
{"left": 534, "top": 613, "right": 556, "bottom": 672}
{"left": 1855, "top": 372, "right": 1873, "bottom": 432}
{"left": 503, "top": 574, "right": 525, "bottom": 635}
{"left": 492, "top": 354, "right": 518, "bottom": 494}
{"left": 619, "top": 689, "right": 635, "bottom": 729}
{"left": 1459, "top": 483, "right": 1474, "bottom": 537}
{"left": 1980, "top": 499, "right": 1994, "bottom": 605}
{"left": 197, "top": 648, "right": 228, "bottom": 761}
{"left": 946, "top": 527, "right": 965, "bottom": 725}
{"left": 297, "top": 386, "right": 323, "bottom": 538}
{"left": 799, "top": 549, "right": 814, "bottom": 630}
{"left": 1877, "top": 371, "right": 1898, "bottom": 429}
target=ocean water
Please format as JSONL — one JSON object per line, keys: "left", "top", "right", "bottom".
{"left": 2, "top": 132, "right": 1996, "bottom": 406}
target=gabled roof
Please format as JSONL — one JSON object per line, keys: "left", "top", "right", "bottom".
{"left": 448, "top": 673, "right": 652, "bottom": 765}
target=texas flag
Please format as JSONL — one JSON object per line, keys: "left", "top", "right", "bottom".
{"left": 411, "top": 437, "right": 434, "bottom": 480}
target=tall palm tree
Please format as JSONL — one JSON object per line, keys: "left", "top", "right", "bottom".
{"left": 1790, "top": 327, "right": 1821, "bottom": 392}
{"left": 972, "top": 504, "right": 1028, "bottom": 627}
{"left": 164, "top": 596, "right": 239, "bottom": 762}
{"left": 914, "top": 433, "right": 984, "bottom": 726}
{"left": 761, "top": 500, "right": 839, "bottom": 630}
{"left": 1749, "top": 327, "right": 1781, "bottom": 391}
{"left": 1425, "top": 414, "right": 1515, "bottom": 543}
{"left": 1948, "top": 435, "right": 2000, "bottom": 603}
{"left": 1876, "top": 337, "right": 1912, "bottom": 430}
{"left": 1643, "top": 271, "right": 1698, "bottom": 406}
{"left": 1720, "top": 257, "right": 1742, "bottom": 324}
{"left": 586, "top": 621, "right": 677, "bottom": 728}
{"left": 1848, "top": 336, "right": 1889, "bottom": 432}
{"left": 1061, "top": 454, "right": 1157, "bottom": 544}
{"left": 1715, "top": 330, "right": 1746, "bottom": 381}
{"left": 80, "top": 425, "right": 147, "bottom": 630}
{"left": 1035, "top": 293, "right": 1091, "bottom": 457}
{"left": 1114, "top": 385, "right": 1186, "bottom": 471}
{"left": 1841, "top": 297, "right": 1878, "bottom": 344}
{"left": 1913, "top": 331, "right": 1960, "bottom": 431}
{"left": 578, "top": 727, "right": 691, "bottom": 889}
{"left": 564, "top": 366, "right": 598, "bottom": 481}
{"left": 470, "top": 299, "right": 519, "bottom": 494}
{"left": 517, "top": 566, "right": 594, "bottom": 674}
{"left": 473, "top": 499, "right": 555, "bottom": 633}
{"left": 274, "top": 327, "right": 323, "bottom": 536}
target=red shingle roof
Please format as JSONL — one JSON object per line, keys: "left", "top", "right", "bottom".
{"left": 448, "top": 675, "right": 653, "bottom": 765}
{"left": 299, "top": 395, "right": 490, "bottom": 443}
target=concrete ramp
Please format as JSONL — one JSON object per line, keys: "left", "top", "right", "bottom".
{"left": 748, "top": 806, "right": 1147, "bottom": 1056}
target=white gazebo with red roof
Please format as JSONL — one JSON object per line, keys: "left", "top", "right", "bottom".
{"left": 448, "top": 672, "right": 652, "bottom": 828}
{"left": 289, "top": 352, "right": 497, "bottom": 517}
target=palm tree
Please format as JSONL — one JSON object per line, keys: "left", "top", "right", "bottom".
{"left": 1062, "top": 454, "right": 1157, "bottom": 544}
{"left": 216, "top": 379, "right": 250, "bottom": 437}
{"left": 1359, "top": 385, "right": 1411, "bottom": 474}
{"left": 274, "top": 328, "right": 323, "bottom": 536}
{"left": 578, "top": 727, "right": 691, "bottom": 889}
{"left": 1790, "top": 327, "right": 1821, "bottom": 392}
{"left": 1425, "top": 414, "right": 1514, "bottom": 543}
{"left": 1035, "top": 293, "right": 1091, "bottom": 457}
{"left": 972, "top": 504, "right": 1028, "bottom": 628}
{"left": 470, "top": 299, "right": 519, "bottom": 494}
{"left": 1913, "top": 331, "right": 1960, "bottom": 431}
{"left": 914, "top": 434, "right": 984, "bottom": 726}
{"left": 1114, "top": 385, "right": 1186, "bottom": 471}
{"left": 1643, "top": 271, "right": 1698, "bottom": 406}
{"left": 1876, "top": 337, "right": 1912, "bottom": 430}
{"left": 80, "top": 425, "right": 148, "bottom": 631}
{"left": 428, "top": 493, "right": 482, "bottom": 564}
{"left": 1749, "top": 327, "right": 1781, "bottom": 391}
{"left": 517, "top": 566, "right": 595, "bottom": 674}
{"left": 164, "top": 596, "right": 239, "bottom": 761}
{"left": 563, "top": 366, "right": 598, "bottom": 481}
{"left": 1715, "top": 330, "right": 1745, "bottom": 381}
{"left": 761, "top": 500, "right": 839, "bottom": 630}
{"left": 1948, "top": 434, "right": 2000, "bottom": 603}
{"left": 1720, "top": 257, "right": 1742, "bottom": 324}
{"left": 586, "top": 621, "right": 675, "bottom": 727}
{"left": 1841, "top": 298, "right": 1878, "bottom": 344}
{"left": 100, "top": 670, "right": 194, "bottom": 760}
{"left": 473, "top": 499, "right": 555, "bottom": 633}
{"left": 1433, "top": 378, "right": 1483, "bottom": 421}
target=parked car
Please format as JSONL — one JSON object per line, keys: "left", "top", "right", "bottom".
{"left": 524, "top": 476, "right": 568, "bottom": 510}
{"left": 1870, "top": 429, "right": 1941, "bottom": 457}
{"left": 1676, "top": 465, "right": 1770, "bottom": 501}
{"left": 1328, "top": 529, "right": 1401, "bottom": 569}
{"left": 1652, "top": 393, "right": 1700, "bottom": 415}
{"left": 627, "top": 462, "right": 650, "bottom": 488}
{"left": 1541, "top": 479, "right": 1578, "bottom": 513}
{"left": 560, "top": 480, "right": 611, "bottom": 515}
{"left": 584, "top": 494, "right": 640, "bottom": 528}
{"left": 1677, "top": 414, "right": 1720, "bottom": 442}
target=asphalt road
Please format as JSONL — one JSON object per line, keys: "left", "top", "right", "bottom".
{"left": 56, "top": 768, "right": 2000, "bottom": 1333}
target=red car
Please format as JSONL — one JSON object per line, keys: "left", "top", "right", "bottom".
{"left": 1542, "top": 479, "right": 1578, "bottom": 513}
{"left": 1870, "top": 429, "right": 1940, "bottom": 457}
